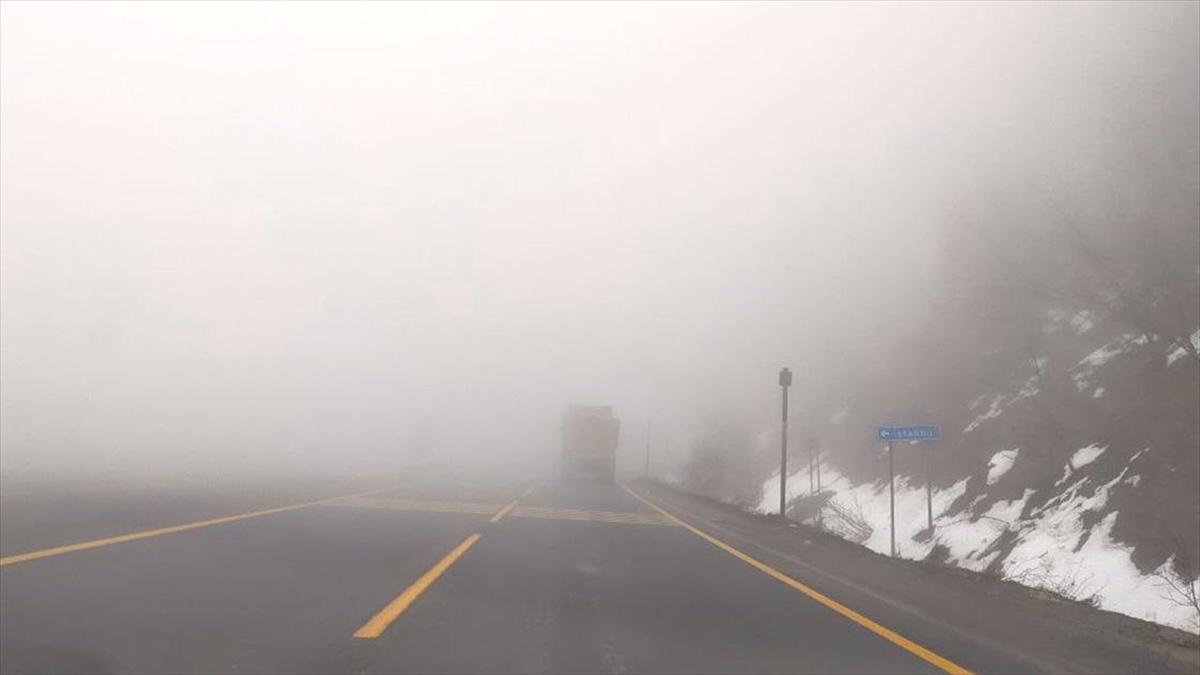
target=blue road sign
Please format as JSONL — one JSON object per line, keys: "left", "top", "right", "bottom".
{"left": 876, "top": 425, "right": 940, "bottom": 442}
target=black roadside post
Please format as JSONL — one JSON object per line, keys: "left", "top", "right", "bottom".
{"left": 779, "top": 367, "right": 792, "bottom": 519}
{"left": 888, "top": 440, "right": 896, "bottom": 557}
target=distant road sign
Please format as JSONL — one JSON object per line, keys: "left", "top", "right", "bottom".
{"left": 876, "top": 425, "right": 940, "bottom": 442}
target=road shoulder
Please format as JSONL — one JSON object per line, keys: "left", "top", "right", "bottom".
{"left": 634, "top": 479, "right": 1200, "bottom": 675}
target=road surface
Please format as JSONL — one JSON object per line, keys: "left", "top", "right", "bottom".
{"left": 0, "top": 473, "right": 1192, "bottom": 674}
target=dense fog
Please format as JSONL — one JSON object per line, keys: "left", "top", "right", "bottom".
{"left": 2, "top": 2, "right": 1196, "bottom": 484}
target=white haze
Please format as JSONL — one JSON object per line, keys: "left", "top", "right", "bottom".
{"left": 1, "top": 2, "right": 1196, "bottom": 482}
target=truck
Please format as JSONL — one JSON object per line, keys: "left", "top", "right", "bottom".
{"left": 561, "top": 405, "right": 620, "bottom": 483}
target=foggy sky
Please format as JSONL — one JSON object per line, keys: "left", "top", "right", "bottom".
{"left": 2, "top": 2, "right": 1196, "bottom": 481}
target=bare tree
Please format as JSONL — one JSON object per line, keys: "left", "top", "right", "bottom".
{"left": 1152, "top": 549, "right": 1200, "bottom": 633}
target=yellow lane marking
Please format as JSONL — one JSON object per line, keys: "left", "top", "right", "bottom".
{"left": 322, "top": 490, "right": 672, "bottom": 527}
{"left": 0, "top": 489, "right": 386, "bottom": 568}
{"left": 622, "top": 486, "right": 973, "bottom": 675}
{"left": 512, "top": 505, "right": 676, "bottom": 526}
{"left": 489, "top": 498, "right": 520, "bottom": 523}
{"left": 353, "top": 485, "right": 533, "bottom": 639}
{"left": 491, "top": 482, "right": 543, "bottom": 523}
{"left": 323, "top": 496, "right": 501, "bottom": 516}
{"left": 328, "top": 498, "right": 676, "bottom": 525}
{"left": 352, "top": 533, "right": 482, "bottom": 639}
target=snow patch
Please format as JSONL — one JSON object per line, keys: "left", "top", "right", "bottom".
{"left": 1166, "top": 329, "right": 1200, "bottom": 366}
{"left": 963, "top": 372, "right": 1040, "bottom": 433}
{"left": 760, "top": 453, "right": 1199, "bottom": 633}
{"left": 1069, "top": 310, "right": 1094, "bottom": 334}
{"left": 1055, "top": 464, "right": 1072, "bottom": 487}
{"left": 1071, "top": 444, "right": 1106, "bottom": 470}
{"left": 983, "top": 489, "right": 1034, "bottom": 526}
{"left": 986, "top": 449, "right": 1019, "bottom": 485}
{"left": 1073, "top": 334, "right": 1149, "bottom": 391}
{"left": 1091, "top": 387, "right": 1105, "bottom": 399}
{"left": 964, "top": 395, "right": 1004, "bottom": 433}
{"left": 1011, "top": 372, "right": 1040, "bottom": 404}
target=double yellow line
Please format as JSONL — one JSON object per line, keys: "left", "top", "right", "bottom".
{"left": 352, "top": 485, "right": 535, "bottom": 639}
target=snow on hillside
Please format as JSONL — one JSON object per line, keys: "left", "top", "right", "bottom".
{"left": 756, "top": 449, "right": 1199, "bottom": 634}
{"left": 677, "top": 305, "right": 1198, "bottom": 635}
{"left": 1072, "top": 334, "right": 1149, "bottom": 392}
{"left": 1070, "top": 444, "right": 1106, "bottom": 471}
{"left": 1167, "top": 329, "right": 1200, "bottom": 366}
{"left": 987, "top": 449, "right": 1019, "bottom": 485}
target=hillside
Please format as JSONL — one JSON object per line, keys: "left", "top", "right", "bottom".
{"left": 677, "top": 305, "right": 1200, "bottom": 633}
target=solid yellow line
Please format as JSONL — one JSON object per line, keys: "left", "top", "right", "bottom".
{"left": 0, "top": 489, "right": 385, "bottom": 568}
{"left": 352, "top": 533, "right": 481, "bottom": 639}
{"left": 622, "top": 485, "right": 973, "bottom": 675}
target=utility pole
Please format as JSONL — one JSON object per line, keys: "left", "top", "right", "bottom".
{"left": 644, "top": 418, "right": 653, "bottom": 479}
{"left": 778, "top": 367, "right": 792, "bottom": 519}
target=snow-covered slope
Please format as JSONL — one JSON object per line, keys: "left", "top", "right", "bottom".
{"left": 756, "top": 447, "right": 1197, "bottom": 633}
{"left": 681, "top": 307, "right": 1199, "bottom": 634}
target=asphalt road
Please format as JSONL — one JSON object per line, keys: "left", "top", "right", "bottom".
{"left": 0, "top": 473, "right": 1192, "bottom": 674}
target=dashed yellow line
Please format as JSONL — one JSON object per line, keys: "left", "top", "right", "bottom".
{"left": 622, "top": 485, "right": 973, "bottom": 675}
{"left": 489, "top": 498, "right": 520, "bottom": 523}
{"left": 353, "top": 485, "right": 533, "bottom": 639}
{"left": 352, "top": 532, "right": 482, "bottom": 639}
{"left": 0, "top": 489, "right": 386, "bottom": 568}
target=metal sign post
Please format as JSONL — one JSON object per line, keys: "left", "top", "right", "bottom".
{"left": 779, "top": 368, "right": 792, "bottom": 519}
{"left": 875, "top": 425, "right": 941, "bottom": 557}
{"left": 887, "top": 440, "right": 895, "bottom": 557}
{"left": 815, "top": 441, "right": 822, "bottom": 528}
{"left": 925, "top": 443, "right": 933, "bottom": 532}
